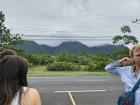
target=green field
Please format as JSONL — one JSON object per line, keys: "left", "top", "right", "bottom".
{"left": 28, "top": 65, "right": 116, "bottom": 77}
{"left": 28, "top": 71, "right": 116, "bottom": 77}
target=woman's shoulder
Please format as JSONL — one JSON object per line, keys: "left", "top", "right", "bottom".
{"left": 120, "top": 65, "right": 133, "bottom": 73}
{"left": 23, "top": 87, "right": 39, "bottom": 94}
{"left": 28, "top": 88, "right": 40, "bottom": 99}
{"left": 124, "top": 65, "right": 133, "bottom": 70}
{"left": 23, "top": 87, "right": 41, "bottom": 105}
{"left": 28, "top": 87, "right": 39, "bottom": 94}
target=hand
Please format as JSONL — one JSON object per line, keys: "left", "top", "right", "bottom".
{"left": 118, "top": 57, "right": 133, "bottom": 66}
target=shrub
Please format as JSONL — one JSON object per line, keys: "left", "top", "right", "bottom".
{"left": 47, "top": 62, "right": 80, "bottom": 71}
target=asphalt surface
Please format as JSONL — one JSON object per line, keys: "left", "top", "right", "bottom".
{"left": 28, "top": 76, "right": 124, "bottom": 105}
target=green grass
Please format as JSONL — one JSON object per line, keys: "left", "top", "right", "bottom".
{"left": 29, "top": 65, "right": 47, "bottom": 71}
{"left": 28, "top": 65, "right": 116, "bottom": 77}
{"left": 28, "top": 71, "right": 116, "bottom": 77}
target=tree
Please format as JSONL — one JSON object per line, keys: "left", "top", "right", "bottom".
{"left": 121, "top": 25, "right": 131, "bottom": 34}
{"left": 0, "top": 11, "right": 22, "bottom": 48}
{"left": 132, "top": 18, "right": 140, "bottom": 24}
{"left": 112, "top": 25, "right": 138, "bottom": 46}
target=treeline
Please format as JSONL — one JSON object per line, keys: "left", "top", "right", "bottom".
{"left": 7, "top": 47, "right": 129, "bottom": 72}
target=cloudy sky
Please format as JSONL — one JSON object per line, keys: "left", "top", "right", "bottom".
{"left": 0, "top": 0, "right": 140, "bottom": 46}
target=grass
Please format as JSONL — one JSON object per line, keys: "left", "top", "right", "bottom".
{"left": 28, "top": 71, "right": 116, "bottom": 77}
{"left": 29, "top": 65, "right": 47, "bottom": 71}
{"left": 28, "top": 65, "right": 116, "bottom": 77}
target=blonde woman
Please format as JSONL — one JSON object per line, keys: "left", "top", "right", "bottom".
{"left": 105, "top": 44, "right": 140, "bottom": 105}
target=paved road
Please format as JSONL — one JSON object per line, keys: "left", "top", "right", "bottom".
{"left": 28, "top": 76, "right": 124, "bottom": 105}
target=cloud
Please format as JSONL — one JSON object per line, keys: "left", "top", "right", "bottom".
{"left": 0, "top": 0, "right": 140, "bottom": 46}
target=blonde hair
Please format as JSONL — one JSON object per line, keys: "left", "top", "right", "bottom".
{"left": 129, "top": 44, "right": 140, "bottom": 57}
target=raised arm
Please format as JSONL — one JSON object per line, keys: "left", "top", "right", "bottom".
{"left": 105, "top": 57, "right": 133, "bottom": 75}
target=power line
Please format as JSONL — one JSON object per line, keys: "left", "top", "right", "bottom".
{"left": 4, "top": 10, "right": 140, "bottom": 18}
{"left": 22, "top": 34, "right": 140, "bottom": 37}
{"left": 2, "top": 10, "right": 140, "bottom": 23}
{"left": 23, "top": 38, "right": 113, "bottom": 40}
{"left": 7, "top": 22, "right": 127, "bottom": 28}
{"left": 22, "top": 35, "right": 114, "bottom": 38}
{"left": 17, "top": 33, "right": 140, "bottom": 41}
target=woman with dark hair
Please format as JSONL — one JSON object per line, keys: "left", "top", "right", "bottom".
{"left": 0, "top": 49, "right": 16, "bottom": 59}
{"left": 0, "top": 55, "right": 41, "bottom": 105}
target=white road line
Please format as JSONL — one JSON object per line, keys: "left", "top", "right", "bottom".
{"left": 55, "top": 90, "right": 107, "bottom": 93}
{"left": 68, "top": 92, "right": 77, "bottom": 105}
{"left": 76, "top": 80, "right": 107, "bottom": 82}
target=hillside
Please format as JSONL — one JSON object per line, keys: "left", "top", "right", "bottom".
{"left": 14, "top": 40, "right": 128, "bottom": 54}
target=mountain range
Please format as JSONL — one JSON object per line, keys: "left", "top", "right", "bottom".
{"left": 14, "top": 40, "right": 127, "bottom": 55}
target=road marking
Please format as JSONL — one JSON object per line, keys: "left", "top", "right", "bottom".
{"left": 76, "top": 80, "right": 107, "bottom": 82}
{"left": 55, "top": 90, "right": 107, "bottom": 93}
{"left": 68, "top": 92, "right": 77, "bottom": 105}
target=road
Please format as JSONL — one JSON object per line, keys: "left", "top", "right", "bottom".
{"left": 28, "top": 76, "right": 123, "bottom": 105}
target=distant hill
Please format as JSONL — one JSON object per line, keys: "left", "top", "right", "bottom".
{"left": 14, "top": 40, "right": 128, "bottom": 55}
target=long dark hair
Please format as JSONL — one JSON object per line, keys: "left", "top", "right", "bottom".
{"left": 0, "top": 49, "right": 16, "bottom": 59}
{"left": 0, "top": 55, "right": 28, "bottom": 105}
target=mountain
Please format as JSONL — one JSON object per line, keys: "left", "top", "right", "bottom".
{"left": 53, "top": 41, "right": 90, "bottom": 54}
{"left": 14, "top": 40, "right": 128, "bottom": 55}
{"left": 14, "top": 40, "right": 53, "bottom": 54}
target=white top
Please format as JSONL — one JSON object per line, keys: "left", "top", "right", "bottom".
{"left": 11, "top": 90, "right": 24, "bottom": 105}
{"left": 11, "top": 88, "right": 30, "bottom": 105}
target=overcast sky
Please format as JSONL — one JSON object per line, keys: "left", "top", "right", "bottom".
{"left": 0, "top": 0, "right": 140, "bottom": 46}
